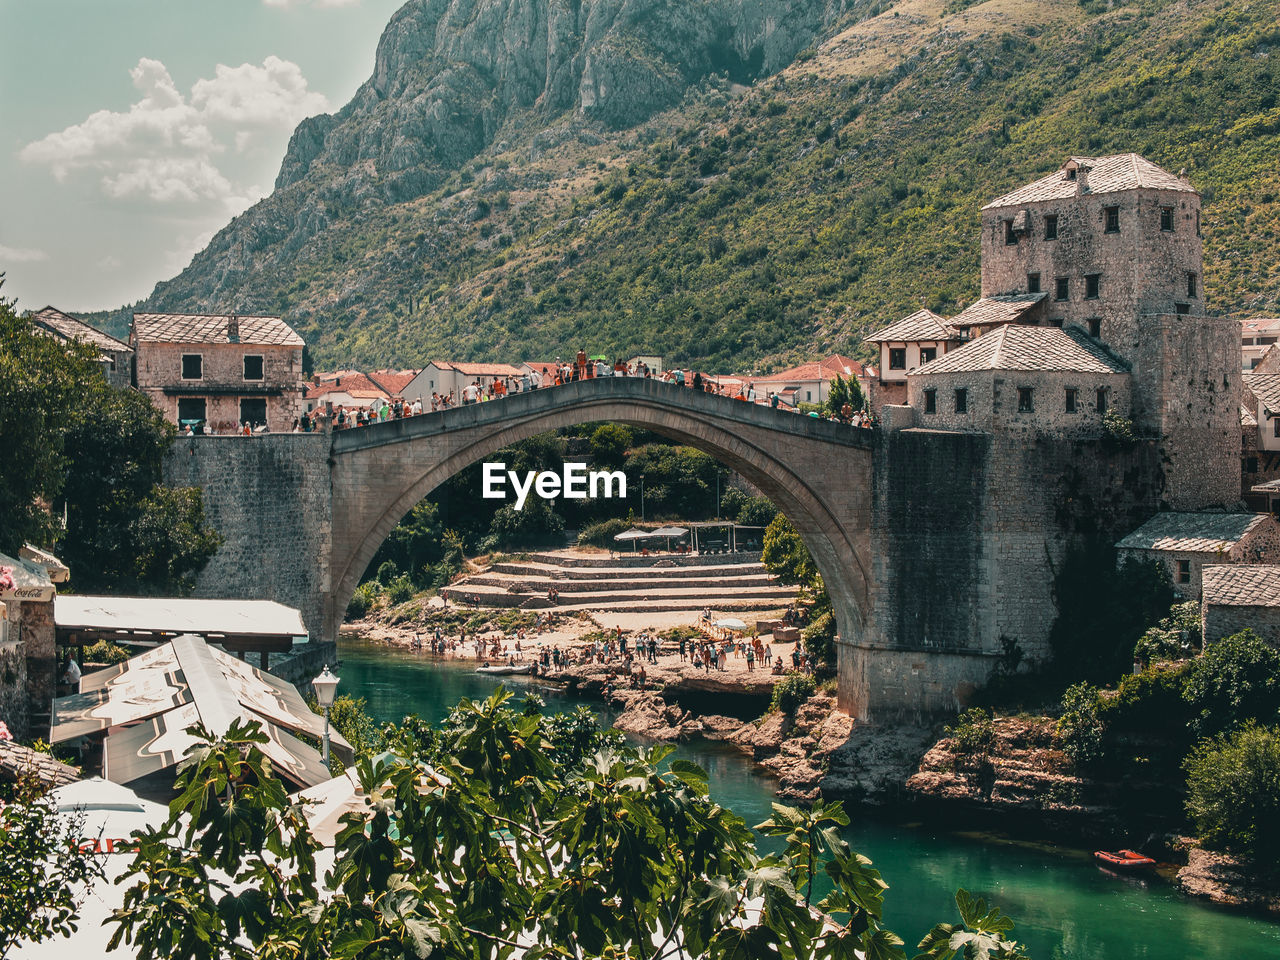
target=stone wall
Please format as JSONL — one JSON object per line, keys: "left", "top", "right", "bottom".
{"left": 1203, "top": 602, "right": 1280, "bottom": 647}
{"left": 16, "top": 598, "right": 55, "bottom": 737}
{"left": 906, "top": 368, "right": 1131, "bottom": 439}
{"left": 1131, "top": 315, "right": 1242, "bottom": 510}
{"left": 138, "top": 341, "right": 303, "bottom": 433}
{"left": 0, "top": 640, "right": 28, "bottom": 742}
{"left": 163, "top": 434, "right": 333, "bottom": 639}
{"left": 981, "top": 186, "right": 1204, "bottom": 360}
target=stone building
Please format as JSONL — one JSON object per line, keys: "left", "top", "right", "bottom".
{"left": 905, "top": 324, "right": 1130, "bottom": 439}
{"left": 132, "top": 313, "right": 305, "bottom": 433}
{"left": 0, "top": 550, "right": 63, "bottom": 741}
{"left": 403, "top": 361, "right": 524, "bottom": 405}
{"left": 981, "top": 154, "right": 1204, "bottom": 349}
{"left": 303, "top": 372, "right": 389, "bottom": 415}
{"left": 1201, "top": 564, "right": 1280, "bottom": 647}
{"left": 1116, "top": 512, "right": 1280, "bottom": 599}
{"left": 864, "top": 310, "right": 959, "bottom": 410}
{"left": 748, "top": 354, "right": 873, "bottom": 408}
{"left": 31, "top": 305, "right": 133, "bottom": 390}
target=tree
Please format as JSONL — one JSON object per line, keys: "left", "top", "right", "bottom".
{"left": 1183, "top": 630, "right": 1280, "bottom": 739}
{"left": 0, "top": 295, "right": 102, "bottom": 553}
{"left": 588, "top": 423, "right": 632, "bottom": 469}
{"left": 108, "top": 696, "right": 1030, "bottom": 960}
{"left": 824, "top": 374, "right": 864, "bottom": 418}
{"left": 0, "top": 778, "right": 105, "bottom": 958}
{"left": 128, "top": 487, "right": 222, "bottom": 595}
{"left": 1185, "top": 722, "right": 1280, "bottom": 864}
{"left": 762, "top": 514, "right": 819, "bottom": 587}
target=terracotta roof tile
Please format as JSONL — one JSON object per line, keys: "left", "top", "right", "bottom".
{"left": 909, "top": 324, "right": 1127, "bottom": 376}
{"left": 1116, "top": 512, "right": 1269, "bottom": 553}
{"left": 367, "top": 369, "right": 421, "bottom": 395}
{"left": 864, "top": 310, "right": 958, "bottom": 344}
{"left": 1241, "top": 317, "right": 1280, "bottom": 336}
{"left": 448, "top": 362, "right": 525, "bottom": 377}
{"left": 32, "top": 306, "right": 131, "bottom": 352}
{"left": 983, "top": 154, "right": 1196, "bottom": 210}
{"left": 133, "top": 313, "right": 303, "bottom": 347}
{"left": 1202, "top": 564, "right": 1280, "bottom": 607}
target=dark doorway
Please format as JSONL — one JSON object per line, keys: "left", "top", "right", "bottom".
{"left": 240, "top": 398, "right": 267, "bottom": 427}
{"left": 177, "top": 397, "right": 207, "bottom": 430}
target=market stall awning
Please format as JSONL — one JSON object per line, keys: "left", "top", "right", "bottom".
{"left": 613, "top": 528, "right": 657, "bottom": 541}
{"left": 650, "top": 526, "right": 689, "bottom": 538}
{"left": 55, "top": 595, "right": 308, "bottom": 653}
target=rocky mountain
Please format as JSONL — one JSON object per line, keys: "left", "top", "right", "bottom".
{"left": 137, "top": 0, "right": 1280, "bottom": 371}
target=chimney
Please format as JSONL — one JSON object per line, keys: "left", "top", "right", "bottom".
{"left": 227, "top": 315, "right": 240, "bottom": 342}
{"left": 1076, "top": 165, "right": 1090, "bottom": 196}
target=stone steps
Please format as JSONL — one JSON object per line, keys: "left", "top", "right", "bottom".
{"left": 517, "top": 550, "right": 763, "bottom": 569}
{"left": 490, "top": 561, "right": 767, "bottom": 581}
{"left": 442, "top": 583, "right": 796, "bottom": 609}
{"left": 464, "top": 572, "right": 778, "bottom": 591}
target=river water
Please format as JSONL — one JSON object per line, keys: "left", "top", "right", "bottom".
{"left": 337, "top": 637, "right": 1280, "bottom": 958}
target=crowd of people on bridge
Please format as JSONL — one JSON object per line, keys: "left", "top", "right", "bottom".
{"left": 290, "top": 346, "right": 877, "bottom": 434}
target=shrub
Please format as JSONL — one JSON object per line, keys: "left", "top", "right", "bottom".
{"left": 1185, "top": 722, "right": 1280, "bottom": 864}
{"left": 386, "top": 574, "right": 415, "bottom": 606}
{"left": 802, "top": 610, "right": 836, "bottom": 675}
{"left": 577, "top": 517, "right": 633, "bottom": 548}
{"left": 946, "top": 707, "right": 995, "bottom": 757}
{"left": 1183, "top": 630, "right": 1280, "bottom": 738}
{"left": 83, "top": 639, "right": 132, "bottom": 666}
{"left": 1098, "top": 662, "right": 1195, "bottom": 736}
{"left": 376, "top": 560, "right": 399, "bottom": 585}
{"left": 1056, "top": 682, "right": 1106, "bottom": 765}
{"left": 771, "top": 672, "right": 816, "bottom": 714}
{"left": 1101, "top": 409, "right": 1137, "bottom": 447}
{"left": 347, "top": 581, "right": 380, "bottom": 619}
{"left": 1133, "top": 601, "right": 1202, "bottom": 665}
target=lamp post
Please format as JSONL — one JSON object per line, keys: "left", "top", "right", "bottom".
{"left": 313, "top": 665, "right": 340, "bottom": 765}
{"left": 640, "top": 474, "right": 646, "bottom": 522}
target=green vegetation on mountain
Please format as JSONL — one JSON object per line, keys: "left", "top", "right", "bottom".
{"left": 121, "top": 0, "right": 1280, "bottom": 372}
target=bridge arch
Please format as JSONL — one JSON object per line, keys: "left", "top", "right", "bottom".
{"left": 326, "top": 378, "right": 875, "bottom": 660}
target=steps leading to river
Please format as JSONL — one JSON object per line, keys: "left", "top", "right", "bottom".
{"left": 442, "top": 551, "right": 796, "bottom": 614}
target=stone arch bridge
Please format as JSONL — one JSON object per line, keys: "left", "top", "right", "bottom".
{"left": 165, "top": 376, "right": 1011, "bottom": 720}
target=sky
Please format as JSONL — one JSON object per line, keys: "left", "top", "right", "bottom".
{"left": 1, "top": 0, "right": 404, "bottom": 312}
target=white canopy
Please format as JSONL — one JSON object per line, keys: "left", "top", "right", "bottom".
{"left": 56, "top": 595, "right": 307, "bottom": 643}
{"left": 650, "top": 526, "right": 689, "bottom": 538}
{"left": 612, "top": 529, "right": 655, "bottom": 541}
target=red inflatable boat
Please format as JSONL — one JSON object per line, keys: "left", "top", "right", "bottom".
{"left": 1094, "top": 849, "right": 1157, "bottom": 870}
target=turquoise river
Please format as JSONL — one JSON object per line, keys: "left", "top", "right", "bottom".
{"left": 338, "top": 637, "right": 1280, "bottom": 959}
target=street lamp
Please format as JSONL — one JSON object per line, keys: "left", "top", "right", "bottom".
{"left": 640, "top": 474, "right": 646, "bottom": 522}
{"left": 313, "top": 665, "right": 340, "bottom": 765}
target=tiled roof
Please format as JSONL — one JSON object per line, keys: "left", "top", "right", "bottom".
{"left": 1241, "top": 404, "right": 1258, "bottom": 428}
{"left": 1116, "top": 512, "right": 1269, "bottom": 553}
{"left": 864, "top": 310, "right": 958, "bottom": 344}
{"left": 1241, "top": 317, "right": 1280, "bottom": 336}
{"left": 948, "top": 294, "right": 1046, "bottom": 330}
{"left": 449, "top": 362, "right": 526, "bottom": 377}
{"left": 909, "top": 323, "right": 1127, "bottom": 376}
{"left": 1244, "top": 374, "right": 1280, "bottom": 414}
{"left": 304, "top": 373, "right": 387, "bottom": 400}
{"left": 133, "top": 313, "right": 303, "bottom": 347}
{"left": 367, "top": 369, "right": 420, "bottom": 395}
{"left": 756, "top": 354, "right": 870, "bottom": 384}
{"left": 1202, "top": 565, "right": 1280, "bottom": 608}
{"left": 982, "top": 154, "right": 1195, "bottom": 209}
{"left": 31, "top": 306, "right": 131, "bottom": 352}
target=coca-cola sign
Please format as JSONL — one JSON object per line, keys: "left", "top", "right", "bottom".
{"left": 0, "top": 584, "right": 54, "bottom": 602}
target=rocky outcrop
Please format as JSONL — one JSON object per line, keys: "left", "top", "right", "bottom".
{"left": 1177, "top": 847, "right": 1280, "bottom": 915}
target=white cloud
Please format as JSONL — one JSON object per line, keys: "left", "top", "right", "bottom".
{"left": 0, "top": 245, "right": 49, "bottom": 263}
{"left": 20, "top": 56, "right": 330, "bottom": 206}
{"left": 97, "top": 255, "right": 122, "bottom": 270}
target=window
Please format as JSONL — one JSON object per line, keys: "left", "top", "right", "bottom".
{"left": 1096, "top": 387, "right": 1107, "bottom": 413}
{"left": 1087, "top": 317, "right": 1101, "bottom": 338}
{"left": 889, "top": 347, "right": 907, "bottom": 370}
{"left": 177, "top": 397, "right": 207, "bottom": 425}
{"left": 920, "top": 346, "right": 937, "bottom": 365}
{"left": 924, "top": 388, "right": 937, "bottom": 414}
{"left": 1261, "top": 337, "right": 1278, "bottom": 345}
{"left": 1004, "top": 220, "right": 1018, "bottom": 245}
{"left": 1246, "top": 457, "right": 1259, "bottom": 474}
{"left": 181, "top": 354, "right": 203, "bottom": 380}
{"left": 1044, "top": 215, "right": 1058, "bottom": 240}
{"left": 243, "top": 355, "right": 264, "bottom": 381}
{"left": 1055, "top": 277, "right": 1070, "bottom": 301}
{"left": 1085, "top": 274, "right": 1101, "bottom": 299}
{"left": 240, "top": 398, "right": 268, "bottom": 426}
{"left": 1160, "top": 206, "right": 1174, "bottom": 231}
{"left": 1017, "top": 387, "right": 1034, "bottom": 412}
{"left": 1176, "top": 559, "right": 1191, "bottom": 585}
{"left": 1049, "top": 317, "right": 1065, "bottom": 328}
{"left": 1104, "top": 206, "right": 1120, "bottom": 233}
{"left": 1027, "top": 272, "right": 1041, "bottom": 294}
{"left": 1187, "top": 273, "right": 1197, "bottom": 298}
{"left": 1196, "top": 210, "right": 1201, "bottom": 236}
{"left": 1274, "top": 418, "right": 1280, "bottom": 439}
{"left": 1175, "top": 302, "right": 1191, "bottom": 315}
{"left": 1065, "top": 168, "right": 1077, "bottom": 181}
{"left": 1065, "top": 387, "right": 1078, "bottom": 413}
{"left": 954, "top": 388, "right": 968, "bottom": 413}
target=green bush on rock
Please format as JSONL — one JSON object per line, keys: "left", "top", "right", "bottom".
{"left": 1185, "top": 721, "right": 1280, "bottom": 864}
{"left": 771, "top": 672, "right": 817, "bottom": 714}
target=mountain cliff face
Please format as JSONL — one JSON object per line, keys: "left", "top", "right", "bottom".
{"left": 148, "top": 0, "right": 854, "bottom": 319}
{"left": 141, "top": 0, "right": 1280, "bottom": 371}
